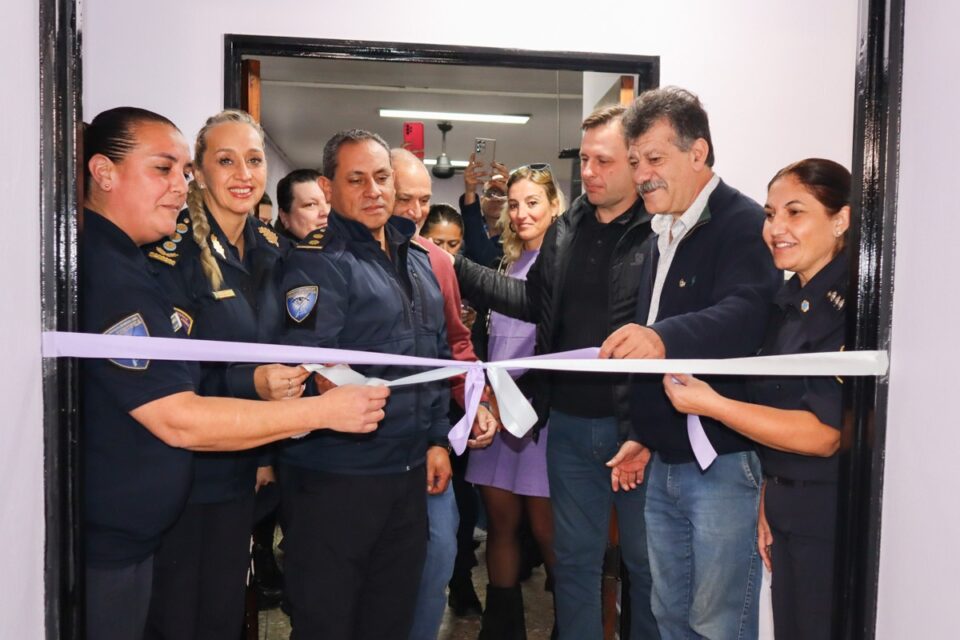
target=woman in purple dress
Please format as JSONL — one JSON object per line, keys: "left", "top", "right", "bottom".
{"left": 467, "top": 164, "right": 564, "bottom": 639}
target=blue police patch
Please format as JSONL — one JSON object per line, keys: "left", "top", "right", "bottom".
{"left": 286, "top": 286, "right": 319, "bottom": 324}
{"left": 104, "top": 312, "right": 150, "bottom": 370}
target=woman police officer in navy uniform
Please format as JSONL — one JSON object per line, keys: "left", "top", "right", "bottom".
{"left": 81, "top": 106, "right": 389, "bottom": 640}
{"left": 662, "top": 158, "right": 851, "bottom": 640}
{"left": 140, "top": 109, "right": 307, "bottom": 640}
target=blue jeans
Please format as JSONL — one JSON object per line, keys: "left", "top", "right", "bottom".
{"left": 547, "top": 410, "right": 658, "bottom": 640}
{"left": 408, "top": 483, "right": 459, "bottom": 640}
{"left": 645, "top": 452, "right": 762, "bottom": 640}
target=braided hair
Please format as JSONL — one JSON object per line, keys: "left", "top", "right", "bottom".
{"left": 188, "top": 109, "right": 265, "bottom": 290}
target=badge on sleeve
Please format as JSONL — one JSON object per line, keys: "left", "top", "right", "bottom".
{"left": 103, "top": 313, "right": 150, "bottom": 370}
{"left": 286, "top": 286, "right": 319, "bottom": 324}
{"left": 172, "top": 307, "right": 194, "bottom": 335}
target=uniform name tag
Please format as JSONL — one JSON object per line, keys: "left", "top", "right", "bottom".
{"left": 212, "top": 289, "right": 236, "bottom": 300}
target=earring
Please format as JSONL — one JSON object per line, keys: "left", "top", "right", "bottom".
{"left": 102, "top": 182, "right": 111, "bottom": 190}
{"left": 199, "top": 183, "right": 206, "bottom": 190}
{"left": 509, "top": 222, "right": 517, "bottom": 233}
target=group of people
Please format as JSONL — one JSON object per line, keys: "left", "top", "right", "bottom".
{"left": 81, "top": 85, "right": 852, "bottom": 640}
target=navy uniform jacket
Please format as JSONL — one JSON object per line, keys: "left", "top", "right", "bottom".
{"left": 631, "top": 179, "right": 782, "bottom": 462}
{"left": 748, "top": 249, "right": 848, "bottom": 482}
{"left": 143, "top": 209, "right": 290, "bottom": 503}
{"left": 80, "top": 210, "right": 197, "bottom": 566}
{"left": 279, "top": 212, "right": 451, "bottom": 475}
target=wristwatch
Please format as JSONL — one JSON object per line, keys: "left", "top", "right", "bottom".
{"left": 428, "top": 441, "right": 453, "bottom": 454}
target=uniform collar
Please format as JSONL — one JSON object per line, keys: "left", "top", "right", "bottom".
{"left": 775, "top": 248, "right": 850, "bottom": 311}
{"left": 327, "top": 210, "right": 416, "bottom": 249}
{"left": 205, "top": 209, "right": 260, "bottom": 270}
{"left": 83, "top": 208, "right": 147, "bottom": 259}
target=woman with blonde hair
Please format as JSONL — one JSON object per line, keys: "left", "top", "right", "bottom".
{"left": 466, "top": 164, "right": 564, "bottom": 639}
{"left": 143, "top": 109, "right": 306, "bottom": 640}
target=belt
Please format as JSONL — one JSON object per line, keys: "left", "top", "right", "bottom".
{"left": 765, "top": 474, "right": 836, "bottom": 488}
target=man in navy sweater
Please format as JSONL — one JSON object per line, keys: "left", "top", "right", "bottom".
{"left": 601, "top": 87, "right": 781, "bottom": 640}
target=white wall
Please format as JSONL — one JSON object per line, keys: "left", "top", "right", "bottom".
{"left": 876, "top": 1, "right": 960, "bottom": 636}
{"left": 83, "top": 0, "right": 857, "bottom": 207}
{"left": 1, "top": 0, "right": 45, "bottom": 636}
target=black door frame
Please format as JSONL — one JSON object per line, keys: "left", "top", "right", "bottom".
{"left": 41, "top": 8, "right": 902, "bottom": 639}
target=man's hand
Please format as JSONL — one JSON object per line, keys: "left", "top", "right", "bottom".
{"left": 468, "top": 404, "right": 499, "bottom": 449}
{"left": 463, "top": 152, "right": 488, "bottom": 203}
{"left": 599, "top": 323, "right": 666, "bottom": 359}
{"left": 315, "top": 384, "right": 389, "bottom": 434}
{"left": 254, "top": 364, "right": 310, "bottom": 401}
{"left": 426, "top": 446, "right": 453, "bottom": 494}
{"left": 605, "top": 440, "right": 651, "bottom": 492}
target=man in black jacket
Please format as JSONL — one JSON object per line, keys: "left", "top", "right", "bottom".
{"left": 601, "top": 87, "right": 781, "bottom": 640}
{"left": 455, "top": 105, "right": 659, "bottom": 639}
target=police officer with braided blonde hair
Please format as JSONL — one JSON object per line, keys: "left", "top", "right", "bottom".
{"left": 142, "top": 109, "right": 315, "bottom": 640}
{"left": 81, "top": 106, "right": 388, "bottom": 640}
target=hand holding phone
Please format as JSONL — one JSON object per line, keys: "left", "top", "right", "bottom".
{"left": 474, "top": 137, "right": 496, "bottom": 173}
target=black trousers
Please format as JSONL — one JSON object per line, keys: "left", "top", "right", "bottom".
{"left": 144, "top": 496, "right": 255, "bottom": 640}
{"left": 283, "top": 465, "right": 428, "bottom": 640}
{"left": 766, "top": 481, "right": 838, "bottom": 640}
{"left": 86, "top": 556, "right": 154, "bottom": 640}
{"left": 450, "top": 448, "right": 479, "bottom": 577}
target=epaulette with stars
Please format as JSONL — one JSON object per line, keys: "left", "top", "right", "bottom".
{"left": 297, "top": 227, "right": 328, "bottom": 250}
{"left": 146, "top": 211, "right": 191, "bottom": 266}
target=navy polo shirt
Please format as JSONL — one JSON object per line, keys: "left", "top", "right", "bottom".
{"left": 748, "top": 250, "right": 849, "bottom": 482}
{"left": 144, "top": 209, "right": 290, "bottom": 503}
{"left": 80, "top": 210, "right": 197, "bottom": 567}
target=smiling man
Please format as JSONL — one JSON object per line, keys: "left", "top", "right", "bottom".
{"left": 278, "top": 130, "right": 453, "bottom": 639}
{"left": 454, "top": 105, "right": 659, "bottom": 639}
{"left": 600, "top": 87, "right": 781, "bottom": 640}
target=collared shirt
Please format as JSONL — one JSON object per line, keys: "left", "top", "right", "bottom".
{"left": 646, "top": 173, "right": 720, "bottom": 324}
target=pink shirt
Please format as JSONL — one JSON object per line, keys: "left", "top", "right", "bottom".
{"left": 416, "top": 235, "right": 476, "bottom": 406}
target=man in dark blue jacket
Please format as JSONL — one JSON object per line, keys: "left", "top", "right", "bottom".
{"left": 601, "top": 87, "right": 781, "bottom": 640}
{"left": 279, "top": 129, "right": 452, "bottom": 639}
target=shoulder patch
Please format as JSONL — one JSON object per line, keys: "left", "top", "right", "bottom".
{"left": 286, "top": 285, "right": 318, "bottom": 323}
{"left": 172, "top": 307, "right": 194, "bottom": 335}
{"left": 103, "top": 313, "right": 150, "bottom": 370}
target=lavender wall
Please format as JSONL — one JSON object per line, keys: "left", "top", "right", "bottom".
{"left": 876, "top": 1, "right": 960, "bottom": 636}
{"left": 0, "top": 0, "right": 45, "bottom": 636}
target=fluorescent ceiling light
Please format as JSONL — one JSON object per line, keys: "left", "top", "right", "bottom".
{"left": 423, "top": 158, "right": 470, "bottom": 168}
{"left": 379, "top": 109, "right": 529, "bottom": 125}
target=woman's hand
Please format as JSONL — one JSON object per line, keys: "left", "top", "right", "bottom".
{"left": 758, "top": 481, "right": 773, "bottom": 572}
{"left": 254, "top": 364, "right": 310, "bottom": 401}
{"left": 662, "top": 373, "right": 721, "bottom": 418}
{"left": 468, "top": 404, "right": 499, "bottom": 449}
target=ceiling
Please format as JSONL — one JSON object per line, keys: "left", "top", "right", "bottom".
{"left": 257, "top": 56, "right": 586, "bottom": 182}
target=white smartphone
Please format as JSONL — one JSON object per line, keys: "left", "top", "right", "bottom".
{"left": 474, "top": 137, "right": 496, "bottom": 172}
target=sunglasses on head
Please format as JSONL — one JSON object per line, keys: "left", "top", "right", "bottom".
{"left": 511, "top": 162, "right": 552, "bottom": 174}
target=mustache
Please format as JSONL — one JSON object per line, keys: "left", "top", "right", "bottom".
{"left": 637, "top": 179, "right": 667, "bottom": 195}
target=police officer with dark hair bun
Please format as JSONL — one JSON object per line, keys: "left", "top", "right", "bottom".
{"left": 80, "top": 107, "right": 390, "bottom": 640}
{"left": 663, "top": 158, "right": 852, "bottom": 640}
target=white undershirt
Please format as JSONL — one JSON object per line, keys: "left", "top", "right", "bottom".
{"left": 646, "top": 173, "right": 721, "bottom": 324}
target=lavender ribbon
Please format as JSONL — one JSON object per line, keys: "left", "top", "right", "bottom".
{"left": 41, "top": 331, "right": 890, "bottom": 457}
